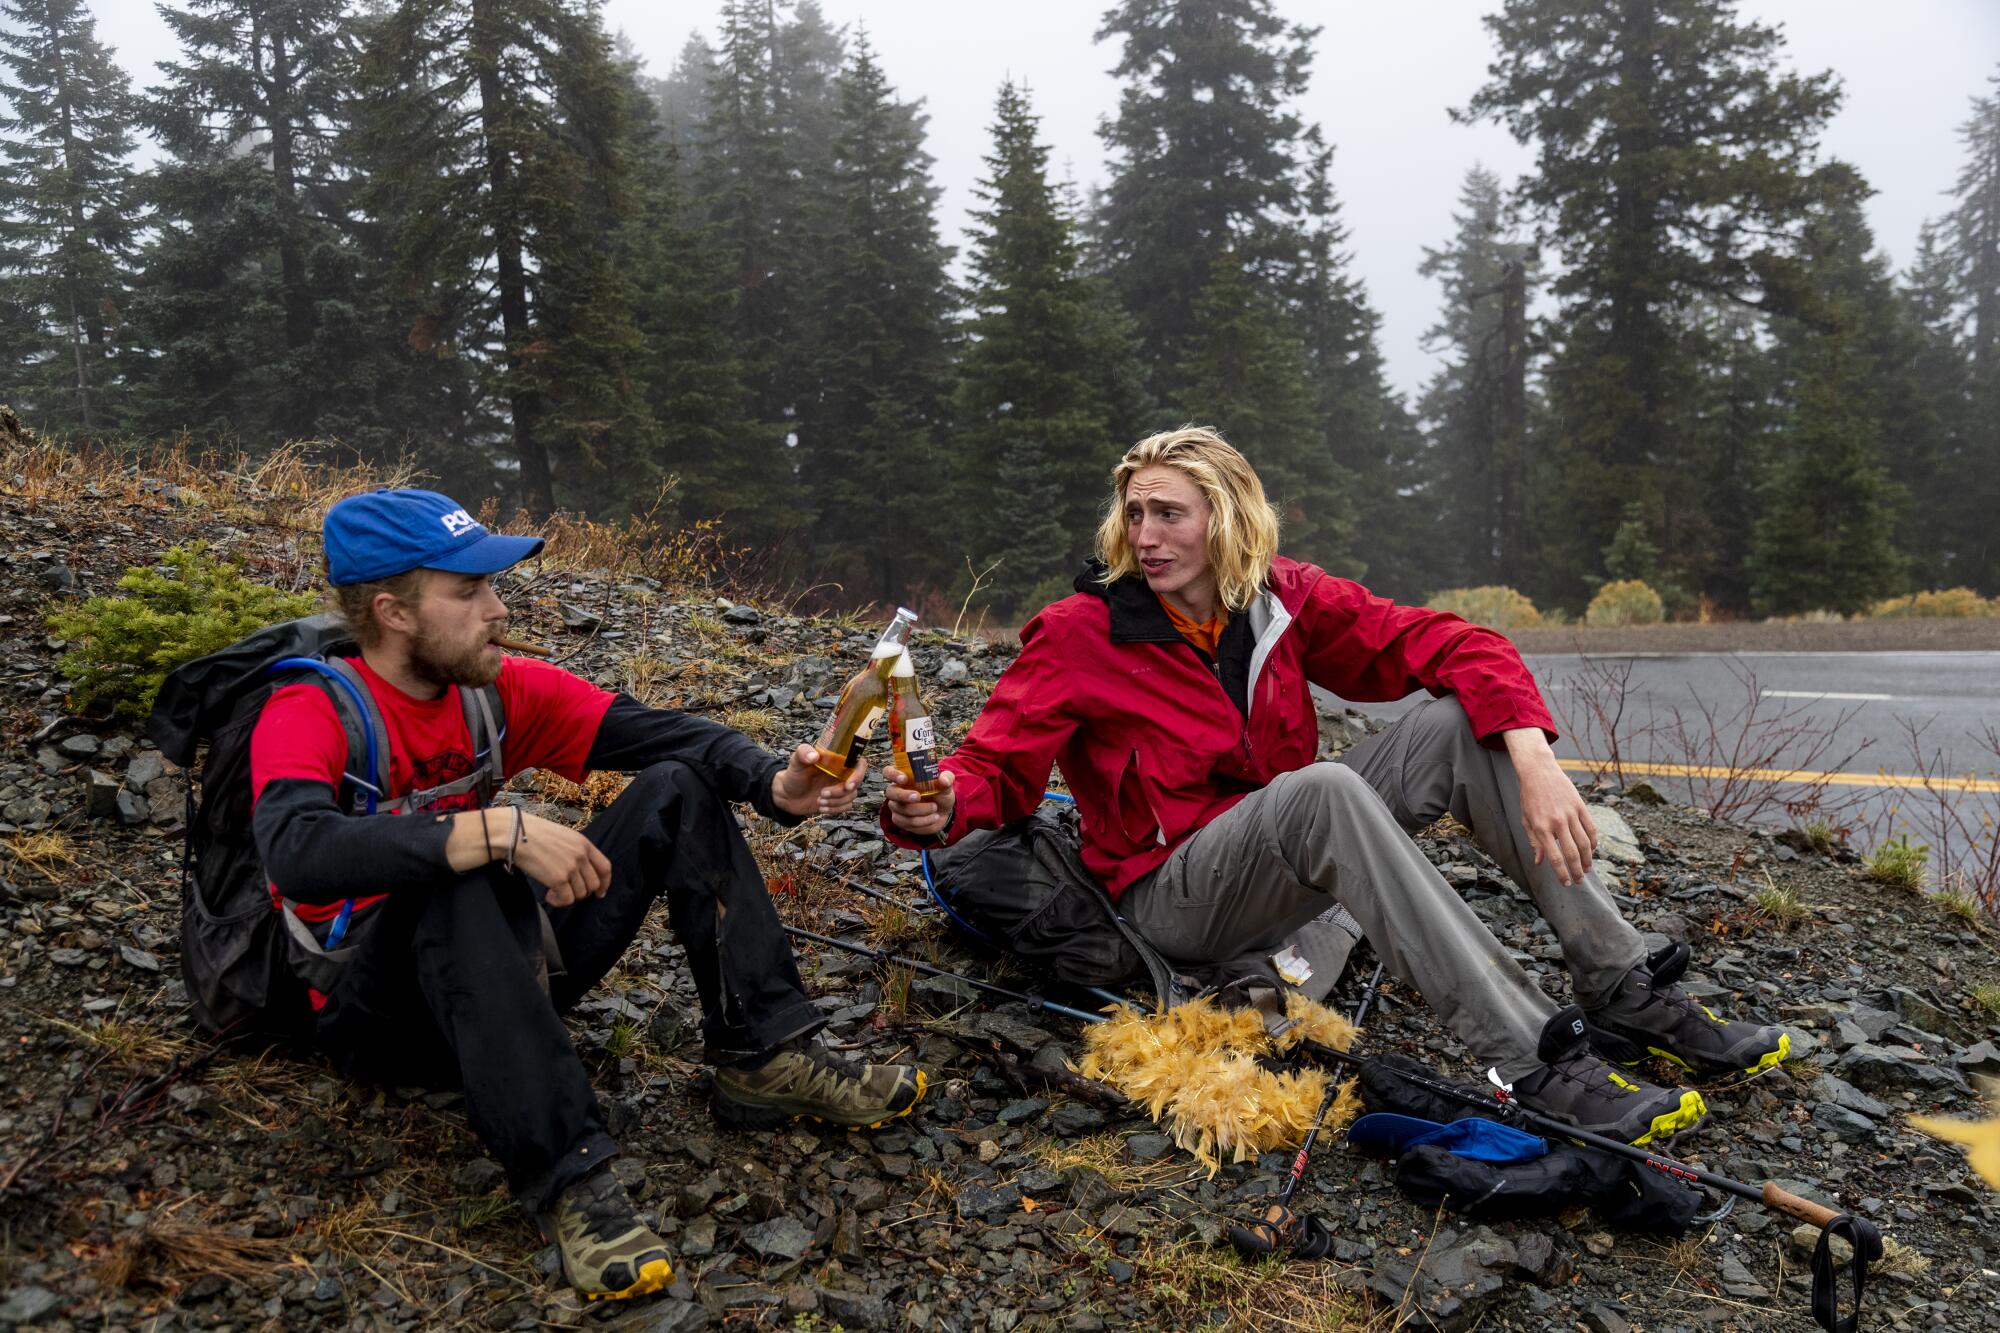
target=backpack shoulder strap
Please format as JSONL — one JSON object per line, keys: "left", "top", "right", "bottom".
{"left": 458, "top": 682, "right": 506, "bottom": 806}
{"left": 268, "top": 655, "right": 388, "bottom": 815}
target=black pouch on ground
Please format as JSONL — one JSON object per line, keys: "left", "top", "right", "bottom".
{"left": 1358, "top": 1054, "right": 1699, "bottom": 1234}
{"left": 925, "top": 802, "right": 1177, "bottom": 1008}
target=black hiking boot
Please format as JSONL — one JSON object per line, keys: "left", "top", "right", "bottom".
{"left": 1585, "top": 943, "right": 1790, "bottom": 1079}
{"left": 711, "top": 1036, "right": 927, "bottom": 1131}
{"left": 537, "top": 1166, "right": 674, "bottom": 1302}
{"left": 1511, "top": 1005, "right": 1707, "bottom": 1145}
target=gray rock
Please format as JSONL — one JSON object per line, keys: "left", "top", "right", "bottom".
{"left": 1813, "top": 1073, "right": 1892, "bottom": 1120}
{"left": 721, "top": 604, "right": 762, "bottom": 626}
{"left": 937, "top": 658, "right": 969, "bottom": 685}
{"left": 114, "top": 788, "right": 149, "bottom": 826}
{"left": 815, "top": 1286, "right": 889, "bottom": 1330}
{"left": 1718, "top": 1252, "right": 1770, "bottom": 1299}
{"left": 119, "top": 945, "right": 161, "bottom": 973}
{"left": 1956, "top": 1040, "right": 2000, "bottom": 1082}
{"left": 453, "top": 1158, "right": 508, "bottom": 1195}
{"left": 1587, "top": 806, "right": 1644, "bottom": 864}
{"left": 1, "top": 796, "right": 49, "bottom": 829}
{"left": 1124, "top": 1133, "right": 1172, "bottom": 1162}
{"left": 0, "top": 1287, "right": 61, "bottom": 1324}
{"left": 1370, "top": 1226, "right": 1515, "bottom": 1333}
{"left": 56, "top": 733, "right": 99, "bottom": 758}
{"left": 608, "top": 1297, "right": 712, "bottom": 1332}
{"left": 1836, "top": 1043, "right": 1970, "bottom": 1096}
{"left": 741, "top": 1215, "right": 815, "bottom": 1262}
{"left": 1049, "top": 1103, "right": 1107, "bottom": 1137}
{"left": 1581, "top": 1303, "right": 1634, "bottom": 1333}
{"left": 86, "top": 768, "right": 121, "bottom": 818}
{"left": 124, "top": 751, "right": 165, "bottom": 791}
{"left": 996, "top": 1098, "right": 1047, "bottom": 1125}
{"left": 1811, "top": 1102, "right": 1877, "bottom": 1144}
{"left": 145, "top": 775, "right": 184, "bottom": 827}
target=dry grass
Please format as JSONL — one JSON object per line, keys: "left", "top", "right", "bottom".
{"left": 722, "top": 706, "right": 780, "bottom": 741}
{"left": 527, "top": 770, "right": 629, "bottom": 820}
{"left": 1068, "top": 1232, "right": 1376, "bottom": 1332}
{"left": 1752, "top": 874, "right": 1808, "bottom": 928}
{"left": 41, "top": 1013, "right": 189, "bottom": 1066}
{"left": 94, "top": 1208, "right": 293, "bottom": 1291}
{"left": 1972, "top": 982, "right": 2000, "bottom": 1019}
{"left": 3, "top": 830, "right": 80, "bottom": 880}
{"left": 1028, "top": 1133, "right": 1200, "bottom": 1195}
{"left": 1876, "top": 1236, "right": 1932, "bottom": 1278}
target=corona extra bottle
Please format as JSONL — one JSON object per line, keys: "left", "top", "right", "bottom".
{"left": 888, "top": 649, "right": 941, "bottom": 796}
{"left": 812, "top": 608, "right": 917, "bottom": 779}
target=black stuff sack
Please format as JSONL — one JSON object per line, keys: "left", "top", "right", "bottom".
{"left": 1354, "top": 1053, "right": 1699, "bottom": 1235}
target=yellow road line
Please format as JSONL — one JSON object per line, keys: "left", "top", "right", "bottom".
{"left": 1557, "top": 757, "right": 2000, "bottom": 795}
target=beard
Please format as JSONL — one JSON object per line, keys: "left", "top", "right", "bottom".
{"left": 408, "top": 623, "right": 504, "bottom": 689}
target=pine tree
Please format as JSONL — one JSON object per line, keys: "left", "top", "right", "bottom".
{"left": 623, "top": 75, "right": 792, "bottom": 545}
{"left": 1461, "top": 0, "right": 1862, "bottom": 608}
{"left": 1416, "top": 166, "right": 1538, "bottom": 593}
{"left": 128, "top": 0, "right": 361, "bottom": 443}
{"left": 0, "top": 0, "right": 139, "bottom": 431}
{"left": 1900, "top": 223, "right": 1982, "bottom": 590}
{"left": 1175, "top": 254, "right": 1353, "bottom": 566}
{"left": 352, "top": 0, "right": 656, "bottom": 516}
{"left": 1939, "top": 71, "right": 2000, "bottom": 589}
{"left": 794, "top": 31, "right": 953, "bottom": 602}
{"left": 1094, "top": 0, "right": 1321, "bottom": 405}
{"left": 1747, "top": 196, "right": 1909, "bottom": 615}
{"left": 955, "top": 80, "right": 1141, "bottom": 615}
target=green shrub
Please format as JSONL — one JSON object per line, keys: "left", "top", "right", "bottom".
{"left": 46, "top": 544, "right": 317, "bottom": 718}
{"left": 1426, "top": 586, "right": 1541, "bottom": 630}
{"left": 1869, "top": 588, "right": 1997, "bottom": 619}
{"left": 1585, "top": 579, "right": 1664, "bottom": 627}
{"left": 1864, "top": 836, "right": 1929, "bottom": 893}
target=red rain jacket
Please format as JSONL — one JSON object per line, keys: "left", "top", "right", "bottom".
{"left": 887, "top": 556, "right": 1555, "bottom": 899}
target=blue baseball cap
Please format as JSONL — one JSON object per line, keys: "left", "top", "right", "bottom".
{"left": 1346, "top": 1113, "right": 1547, "bottom": 1163}
{"left": 323, "top": 488, "right": 545, "bottom": 586}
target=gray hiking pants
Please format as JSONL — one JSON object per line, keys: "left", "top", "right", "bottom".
{"left": 1118, "top": 695, "right": 1648, "bottom": 1078}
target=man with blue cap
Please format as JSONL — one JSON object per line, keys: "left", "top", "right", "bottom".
{"left": 247, "top": 488, "right": 926, "bottom": 1302}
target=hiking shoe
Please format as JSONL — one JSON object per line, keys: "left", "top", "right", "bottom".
{"left": 537, "top": 1167, "right": 674, "bottom": 1302}
{"left": 1585, "top": 942, "right": 1791, "bottom": 1079}
{"left": 1511, "top": 1005, "right": 1707, "bottom": 1146}
{"left": 712, "top": 1037, "right": 927, "bottom": 1131}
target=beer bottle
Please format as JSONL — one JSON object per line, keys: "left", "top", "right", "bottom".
{"left": 888, "top": 648, "right": 941, "bottom": 797}
{"left": 812, "top": 607, "right": 917, "bottom": 780}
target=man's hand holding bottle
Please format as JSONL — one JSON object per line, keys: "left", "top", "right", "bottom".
{"left": 883, "top": 765, "right": 955, "bottom": 840}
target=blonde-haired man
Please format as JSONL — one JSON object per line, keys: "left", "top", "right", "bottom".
{"left": 886, "top": 428, "right": 1784, "bottom": 1147}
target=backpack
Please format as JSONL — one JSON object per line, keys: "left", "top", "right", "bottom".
{"left": 148, "top": 614, "right": 505, "bottom": 1039}
{"left": 923, "top": 799, "right": 1178, "bottom": 1010}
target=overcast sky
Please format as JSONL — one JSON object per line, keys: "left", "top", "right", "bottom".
{"left": 83, "top": 0, "right": 2000, "bottom": 398}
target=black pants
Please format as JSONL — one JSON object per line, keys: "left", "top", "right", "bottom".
{"left": 311, "top": 761, "right": 825, "bottom": 1211}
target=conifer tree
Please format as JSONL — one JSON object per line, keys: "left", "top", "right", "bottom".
{"left": 1461, "top": 0, "right": 1861, "bottom": 608}
{"left": 0, "top": 0, "right": 138, "bottom": 430}
{"left": 1939, "top": 71, "right": 2000, "bottom": 589}
{"left": 794, "top": 31, "right": 953, "bottom": 602}
{"left": 624, "top": 82, "right": 792, "bottom": 546}
{"left": 1094, "top": 0, "right": 1320, "bottom": 404}
{"left": 956, "top": 80, "right": 1140, "bottom": 615}
{"left": 1417, "top": 166, "right": 1537, "bottom": 592}
{"left": 351, "top": 0, "right": 655, "bottom": 516}
{"left": 129, "top": 0, "right": 364, "bottom": 443}
{"left": 1176, "top": 254, "right": 1353, "bottom": 566}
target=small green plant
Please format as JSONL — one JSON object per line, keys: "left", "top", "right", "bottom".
{"left": 1970, "top": 982, "right": 2000, "bottom": 1019}
{"left": 1796, "top": 819, "right": 1842, "bottom": 856}
{"left": 602, "top": 1020, "right": 643, "bottom": 1060}
{"left": 1937, "top": 890, "right": 1984, "bottom": 926}
{"left": 1586, "top": 578, "right": 1665, "bottom": 627}
{"left": 1425, "top": 585, "right": 1541, "bottom": 630}
{"left": 47, "top": 543, "right": 316, "bottom": 717}
{"left": 1752, "top": 874, "right": 1807, "bottom": 927}
{"left": 1869, "top": 588, "right": 1997, "bottom": 620}
{"left": 1865, "top": 836, "right": 1930, "bottom": 893}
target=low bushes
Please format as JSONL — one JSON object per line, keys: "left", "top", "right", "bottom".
{"left": 1868, "top": 588, "right": 1997, "bottom": 619}
{"left": 1585, "top": 579, "right": 1664, "bottom": 627}
{"left": 1425, "top": 586, "right": 1541, "bottom": 630}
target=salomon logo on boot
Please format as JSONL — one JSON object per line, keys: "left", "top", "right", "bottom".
{"left": 1511, "top": 1005, "right": 1707, "bottom": 1146}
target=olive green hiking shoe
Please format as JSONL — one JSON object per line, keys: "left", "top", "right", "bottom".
{"left": 537, "top": 1167, "right": 674, "bottom": 1302}
{"left": 712, "top": 1037, "right": 927, "bottom": 1131}
{"left": 1585, "top": 943, "right": 1791, "bottom": 1080}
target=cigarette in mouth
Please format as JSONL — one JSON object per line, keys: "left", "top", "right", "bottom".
{"left": 491, "top": 636, "right": 552, "bottom": 658}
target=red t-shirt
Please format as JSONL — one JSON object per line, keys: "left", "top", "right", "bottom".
{"left": 250, "top": 655, "right": 614, "bottom": 917}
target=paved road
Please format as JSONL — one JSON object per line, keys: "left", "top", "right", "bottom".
{"left": 1327, "top": 651, "right": 2000, "bottom": 883}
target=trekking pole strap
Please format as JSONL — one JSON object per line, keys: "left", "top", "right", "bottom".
{"left": 1811, "top": 1213, "right": 1883, "bottom": 1333}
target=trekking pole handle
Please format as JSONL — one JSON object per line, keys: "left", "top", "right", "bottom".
{"left": 1761, "top": 1183, "right": 1841, "bottom": 1230}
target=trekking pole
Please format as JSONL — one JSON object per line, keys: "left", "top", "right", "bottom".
{"left": 782, "top": 926, "right": 1106, "bottom": 1025}
{"left": 1227, "top": 962, "right": 1386, "bottom": 1259}
{"left": 1290, "top": 1037, "right": 1883, "bottom": 1333}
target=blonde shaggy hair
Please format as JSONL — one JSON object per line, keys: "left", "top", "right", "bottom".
{"left": 1094, "top": 426, "right": 1280, "bottom": 612}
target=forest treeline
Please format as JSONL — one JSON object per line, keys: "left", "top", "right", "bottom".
{"left": 2, "top": 0, "right": 1996, "bottom": 618}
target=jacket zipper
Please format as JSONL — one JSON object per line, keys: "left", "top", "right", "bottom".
{"left": 1129, "top": 745, "right": 1168, "bottom": 846}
